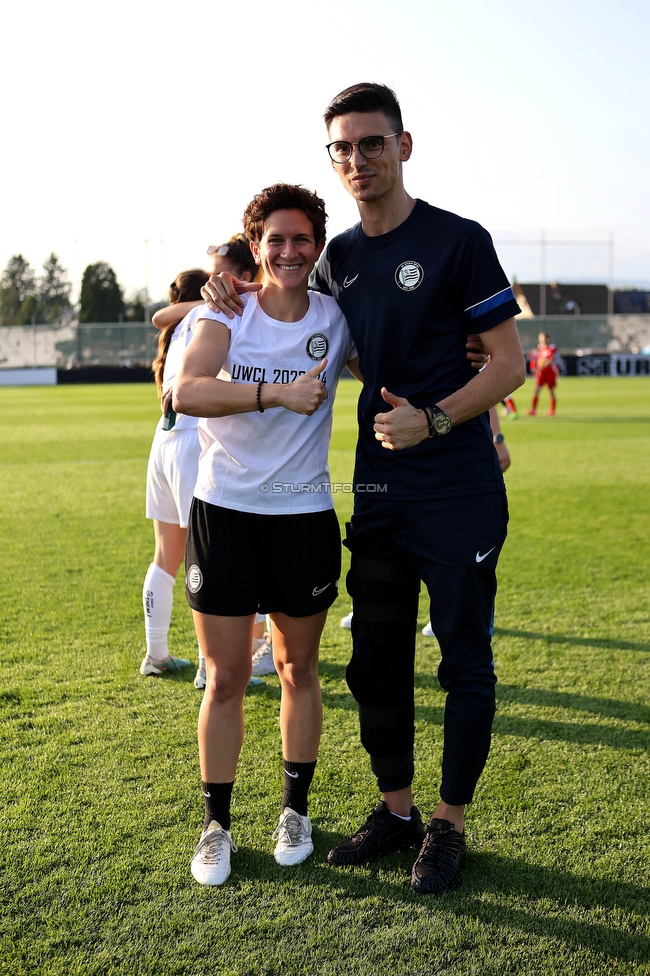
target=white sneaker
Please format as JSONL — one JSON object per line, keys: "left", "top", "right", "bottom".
{"left": 190, "top": 821, "right": 238, "bottom": 886}
{"left": 194, "top": 663, "right": 206, "bottom": 690}
{"left": 251, "top": 639, "right": 276, "bottom": 676}
{"left": 340, "top": 610, "right": 353, "bottom": 629}
{"left": 139, "top": 654, "right": 192, "bottom": 676}
{"left": 421, "top": 621, "right": 435, "bottom": 637}
{"left": 272, "top": 807, "right": 314, "bottom": 866}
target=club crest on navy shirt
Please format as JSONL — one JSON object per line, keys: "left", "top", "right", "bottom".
{"left": 306, "top": 334, "right": 329, "bottom": 360}
{"left": 395, "top": 261, "right": 424, "bottom": 291}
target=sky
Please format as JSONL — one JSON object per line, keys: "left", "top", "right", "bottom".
{"left": 2, "top": 0, "right": 649, "bottom": 303}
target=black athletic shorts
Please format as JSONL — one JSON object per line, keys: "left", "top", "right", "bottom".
{"left": 186, "top": 500, "right": 341, "bottom": 617}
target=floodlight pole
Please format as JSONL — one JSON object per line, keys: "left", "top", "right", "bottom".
{"left": 144, "top": 239, "right": 150, "bottom": 323}
{"left": 74, "top": 238, "right": 79, "bottom": 311}
{"left": 540, "top": 229, "right": 546, "bottom": 317}
{"left": 608, "top": 231, "right": 615, "bottom": 317}
{"left": 160, "top": 238, "right": 165, "bottom": 305}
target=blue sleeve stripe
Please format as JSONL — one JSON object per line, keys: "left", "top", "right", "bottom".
{"left": 464, "top": 286, "right": 515, "bottom": 319}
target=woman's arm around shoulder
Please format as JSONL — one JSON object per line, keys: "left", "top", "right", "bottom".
{"left": 152, "top": 300, "right": 203, "bottom": 330}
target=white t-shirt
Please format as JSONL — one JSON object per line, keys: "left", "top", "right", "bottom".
{"left": 194, "top": 292, "right": 356, "bottom": 515}
{"left": 156, "top": 305, "right": 203, "bottom": 433}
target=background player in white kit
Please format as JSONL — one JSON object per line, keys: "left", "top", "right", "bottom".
{"left": 141, "top": 269, "right": 209, "bottom": 681}
{"left": 140, "top": 241, "right": 260, "bottom": 687}
{"left": 174, "top": 183, "right": 360, "bottom": 885}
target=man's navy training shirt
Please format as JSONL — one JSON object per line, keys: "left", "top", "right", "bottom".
{"left": 313, "top": 199, "right": 521, "bottom": 500}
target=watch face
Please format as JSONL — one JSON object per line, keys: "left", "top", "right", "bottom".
{"left": 434, "top": 411, "right": 452, "bottom": 435}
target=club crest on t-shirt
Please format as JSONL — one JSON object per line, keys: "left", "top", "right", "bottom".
{"left": 306, "top": 333, "right": 329, "bottom": 360}
{"left": 395, "top": 261, "right": 424, "bottom": 291}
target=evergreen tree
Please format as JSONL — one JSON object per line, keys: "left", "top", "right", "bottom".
{"left": 39, "top": 253, "right": 72, "bottom": 323}
{"left": 125, "top": 288, "right": 149, "bottom": 322}
{"left": 0, "top": 254, "right": 37, "bottom": 324}
{"left": 79, "top": 262, "right": 125, "bottom": 323}
{"left": 16, "top": 295, "right": 41, "bottom": 325}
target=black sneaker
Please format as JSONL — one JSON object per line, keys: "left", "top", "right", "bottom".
{"left": 410, "top": 818, "right": 466, "bottom": 894}
{"left": 327, "top": 801, "right": 425, "bottom": 866}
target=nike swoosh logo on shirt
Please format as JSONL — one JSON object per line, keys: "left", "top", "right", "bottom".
{"left": 476, "top": 548, "right": 496, "bottom": 563}
{"left": 343, "top": 275, "right": 359, "bottom": 288}
{"left": 312, "top": 583, "right": 331, "bottom": 596}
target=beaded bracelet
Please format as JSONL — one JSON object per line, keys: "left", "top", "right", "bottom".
{"left": 256, "top": 380, "right": 265, "bottom": 413}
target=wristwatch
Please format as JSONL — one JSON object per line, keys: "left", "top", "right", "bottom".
{"left": 493, "top": 432, "right": 505, "bottom": 445}
{"left": 424, "top": 405, "right": 452, "bottom": 438}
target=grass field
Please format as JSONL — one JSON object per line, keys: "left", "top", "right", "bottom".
{"left": 0, "top": 377, "right": 649, "bottom": 976}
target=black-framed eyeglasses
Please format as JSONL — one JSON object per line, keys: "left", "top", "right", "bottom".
{"left": 325, "top": 133, "right": 401, "bottom": 164}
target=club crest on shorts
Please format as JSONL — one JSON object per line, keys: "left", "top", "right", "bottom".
{"left": 395, "top": 261, "right": 424, "bottom": 291}
{"left": 187, "top": 564, "right": 203, "bottom": 594}
{"left": 306, "top": 333, "right": 328, "bottom": 360}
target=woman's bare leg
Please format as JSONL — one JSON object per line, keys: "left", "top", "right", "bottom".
{"left": 192, "top": 611, "right": 255, "bottom": 782}
{"left": 152, "top": 520, "right": 186, "bottom": 576}
{"left": 270, "top": 610, "right": 327, "bottom": 762}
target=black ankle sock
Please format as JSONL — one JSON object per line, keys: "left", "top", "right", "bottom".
{"left": 282, "top": 760, "right": 316, "bottom": 816}
{"left": 202, "top": 781, "right": 234, "bottom": 831}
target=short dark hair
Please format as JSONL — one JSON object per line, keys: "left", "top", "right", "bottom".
{"left": 324, "top": 83, "right": 403, "bottom": 135}
{"left": 243, "top": 184, "right": 327, "bottom": 244}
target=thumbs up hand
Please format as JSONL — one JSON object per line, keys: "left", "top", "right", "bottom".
{"left": 278, "top": 359, "right": 329, "bottom": 415}
{"left": 373, "top": 387, "right": 430, "bottom": 450}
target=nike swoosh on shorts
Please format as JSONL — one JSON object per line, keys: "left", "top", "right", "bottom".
{"left": 475, "top": 548, "right": 496, "bottom": 563}
{"left": 312, "top": 583, "right": 331, "bottom": 596}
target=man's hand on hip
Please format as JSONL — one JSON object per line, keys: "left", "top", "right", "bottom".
{"left": 373, "top": 388, "right": 429, "bottom": 451}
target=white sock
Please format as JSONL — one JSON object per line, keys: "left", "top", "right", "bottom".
{"left": 143, "top": 563, "right": 176, "bottom": 661}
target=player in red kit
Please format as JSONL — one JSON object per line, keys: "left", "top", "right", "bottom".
{"left": 528, "top": 332, "right": 558, "bottom": 416}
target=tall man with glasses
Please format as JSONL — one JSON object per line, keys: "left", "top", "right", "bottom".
{"left": 314, "top": 83, "right": 525, "bottom": 895}
{"left": 201, "top": 82, "right": 525, "bottom": 894}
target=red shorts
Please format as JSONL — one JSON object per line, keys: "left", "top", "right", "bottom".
{"left": 535, "top": 366, "right": 557, "bottom": 389}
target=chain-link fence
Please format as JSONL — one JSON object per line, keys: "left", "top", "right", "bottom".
{"left": 1, "top": 316, "right": 649, "bottom": 373}
{"left": 0, "top": 322, "right": 159, "bottom": 370}
{"left": 516, "top": 314, "right": 650, "bottom": 355}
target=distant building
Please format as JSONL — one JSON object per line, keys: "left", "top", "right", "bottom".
{"left": 613, "top": 291, "right": 650, "bottom": 314}
{"left": 511, "top": 283, "right": 650, "bottom": 356}
{"left": 515, "top": 283, "right": 608, "bottom": 316}
{"left": 513, "top": 283, "right": 650, "bottom": 317}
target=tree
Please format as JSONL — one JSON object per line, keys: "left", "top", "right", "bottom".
{"left": 0, "top": 254, "right": 37, "bottom": 324}
{"left": 39, "top": 253, "right": 72, "bottom": 323}
{"left": 16, "top": 295, "right": 41, "bottom": 325}
{"left": 125, "top": 288, "right": 150, "bottom": 322}
{"left": 79, "top": 262, "right": 125, "bottom": 323}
